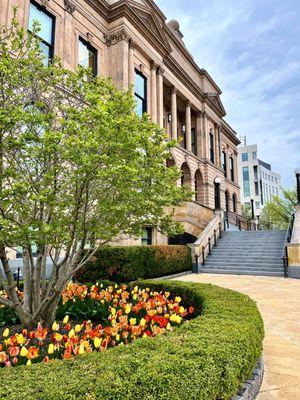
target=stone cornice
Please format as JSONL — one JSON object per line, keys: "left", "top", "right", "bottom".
{"left": 104, "top": 28, "right": 129, "bottom": 46}
{"left": 64, "top": 0, "right": 76, "bottom": 14}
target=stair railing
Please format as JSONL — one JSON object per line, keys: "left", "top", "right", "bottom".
{"left": 201, "top": 222, "right": 222, "bottom": 266}
{"left": 281, "top": 213, "right": 295, "bottom": 278}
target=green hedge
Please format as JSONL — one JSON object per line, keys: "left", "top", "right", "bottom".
{"left": 0, "top": 280, "right": 264, "bottom": 400}
{"left": 75, "top": 245, "right": 192, "bottom": 283}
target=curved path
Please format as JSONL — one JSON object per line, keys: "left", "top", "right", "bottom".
{"left": 173, "top": 274, "right": 300, "bottom": 400}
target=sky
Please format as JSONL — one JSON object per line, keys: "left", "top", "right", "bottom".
{"left": 156, "top": 0, "right": 300, "bottom": 188}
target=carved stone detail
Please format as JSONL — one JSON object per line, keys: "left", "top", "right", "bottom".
{"left": 64, "top": 0, "right": 76, "bottom": 14}
{"left": 104, "top": 29, "right": 129, "bottom": 46}
{"left": 40, "top": 0, "right": 50, "bottom": 6}
{"left": 128, "top": 38, "right": 136, "bottom": 49}
{"left": 157, "top": 65, "right": 165, "bottom": 76}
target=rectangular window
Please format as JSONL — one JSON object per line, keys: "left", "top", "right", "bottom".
{"left": 222, "top": 151, "right": 227, "bottom": 177}
{"left": 255, "top": 201, "right": 260, "bottom": 209}
{"left": 230, "top": 157, "right": 234, "bottom": 181}
{"left": 242, "top": 152, "right": 248, "bottom": 162}
{"left": 135, "top": 70, "right": 147, "bottom": 117}
{"left": 78, "top": 37, "right": 97, "bottom": 76}
{"left": 29, "top": 1, "right": 55, "bottom": 64}
{"left": 275, "top": 177, "right": 278, "bottom": 184}
{"left": 252, "top": 151, "right": 257, "bottom": 159}
{"left": 255, "top": 181, "right": 259, "bottom": 196}
{"left": 253, "top": 165, "right": 258, "bottom": 180}
{"left": 243, "top": 166, "right": 250, "bottom": 197}
{"left": 209, "top": 133, "right": 214, "bottom": 164}
{"left": 191, "top": 128, "right": 196, "bottom": 155}
{"left": 141, "top": 228, "right": 152, "bottom": 246}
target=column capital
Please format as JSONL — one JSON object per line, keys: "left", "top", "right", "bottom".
{"left": 157, "top": 65, "right": 165, "bottom": 76}
{"left": 196, "top": 111, "right": 202, "bottom": 119}
{"left": 186, "top": 100, "right": 191, "bottom": 108}
{"left": 128, "top": 38, "right": 136, "bottom": 49}
{"left": 171, "top": 86, "right": 177, "bottom": 94}
{"left": 150, "top": 60, "right": 159, "bottom": 70}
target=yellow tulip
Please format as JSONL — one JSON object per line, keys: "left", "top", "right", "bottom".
{"left": 20, "top": 347, "right": 28, "bottom": 357}
{"left": 63, "top": 315, "right": 69, "bottom": 324}
{"left": 125, "top": 305, "right": 131, "bottom": 314}
{"left": 16, "top": 334, "right": 25, "bottom": 345}
{"left": 133, "top": 286, "right": 138, "bottom": 293}
{"left": 94, "top": 337, "right": 102, "bottom": 348}
{"left": 140, "top": 318, "right": 146, "bottom": 327}
{"left": 132, "top": 294, "right": 138, "bottom": 301}
{"left": 110, "top": 307, "right": 116, "bottom": 316}
{"left": 3, "top": 328, "right": 9, "bottom": 338}
{"left": 78, "top": 345, "right": 85, "bottom": 355}
{"left": 74, "top": 324, "right": 83, "bottom": 333}
{"left": 26, "top": 359, "right": 32, "bottom": 366}
{"left": 130, "top": 318, "right": 136, "bottom": 326}
{"left": 68, "top": 329, "right": 75, "bottom": 339}
{"left": 166, "top": 323, "right": 171, "bottom": 331}
{"left": 48, "top": 344, "right": 54, "bottom": 355}
{"left": 175, "top": 296, "right": 181, "bottom": 304}
{"left": 179, "top": 306, "right": 185, "bottom": 314}
{"left": 52, "top": 321, "right": 59, "bottom": 332}
{"left": 116, "top": 334, "right": 120, "bottom": 341}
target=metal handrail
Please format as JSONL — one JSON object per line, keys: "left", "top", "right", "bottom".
{"left": 281, "top": 213, "right": 295, "bottom": 278}
{"left": 225, "top": 210, "right": 254, "bottom": 231}
{"left": 201, "top": 222, "right": 223, "bottom": 266}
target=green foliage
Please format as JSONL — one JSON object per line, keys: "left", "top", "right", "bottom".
{"left": 0, "top": 280, "right": 264, "bottom": 399}
{"left": 0, "top": 12, "right": 189, "bottom": 325}
{"left": 260, "top": 189, "right": 297, "bottom": 229}
{"left": 75, "top": 245, "right": 192, "bottom": 283}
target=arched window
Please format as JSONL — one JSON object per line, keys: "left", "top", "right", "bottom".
{"left": 232, "top": 193, "right": 237, "bottom": 213}
{"left": 181, "top": 162, "right": 192, "bottom": 188}
{"left": 214, "top": 178, "right": 221, "bottom": 210}
{"left": 225, "top": 190, "right": 229, "bottom": 212}
{"left": 194, "top": 169, "right": 204, "bottom": 204}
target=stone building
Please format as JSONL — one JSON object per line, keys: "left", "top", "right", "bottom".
{"left": 1, "top": 0, "right": 241, "bottom": 249}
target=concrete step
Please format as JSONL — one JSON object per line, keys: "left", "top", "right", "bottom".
{"left": 200, "top": 269, "right": 284, "bottom": 277}
{"left": 208, "top": 256, "right": 282, "bottom": 262}
{"left": 203, "top": 264, "right": 283, "bottom": 271}
{"left": 205, "top": 260, "right": 283, "bottom": 266}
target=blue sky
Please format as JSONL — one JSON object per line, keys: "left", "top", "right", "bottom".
{"left": 156, "top": 0, "right": 300, "bottom": 188}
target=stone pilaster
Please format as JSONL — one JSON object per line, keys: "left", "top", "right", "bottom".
{"left": 185, "top": 101, "right": 192, "bottom": 152}
{"left": 128, "top": 39, "right": 135, "bottom": 89}
{"left": 202, "top": 111, "right": 209, "bottom": 159}
{"left": 150, "top": 61, "right": 158, "bottom": 122}
{"left": 171, "top": 86, "right": 177, "bottom": 140}
{"left": 157, "top": 66, "right": 164, "bottom": 128}
{"left": 195, "top": 112, "right": 202, "bottom": 157}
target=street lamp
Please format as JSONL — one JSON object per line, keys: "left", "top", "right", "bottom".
{"left": 295, "top": 169, "right": 300, "bottom": 205}
{"left": 250, "top": 198, "right": 255, "bottom": 219}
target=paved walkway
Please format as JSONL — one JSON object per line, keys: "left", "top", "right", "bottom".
{"left": 173, "top": 274, "right": 300, "bottom": 400}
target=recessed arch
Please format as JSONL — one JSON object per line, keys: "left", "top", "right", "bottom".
{"left": 181, "top": 162, "right": 192, "bottom": 188}
{"left": 194, "top": 169, "right": 205, "bottom": 204}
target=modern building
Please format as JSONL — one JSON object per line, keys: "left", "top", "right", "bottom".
{"left": 2, "top": 0, "right": 242, "bottom": 251}
{"left": 238, "top": 142, "right": 281, "bottom": 217}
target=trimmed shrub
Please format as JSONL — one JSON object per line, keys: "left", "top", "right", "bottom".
{"left": 0, "top": 280, "right": 264, "bottom": 400}
{"left": 75, "top": 245, "right": 192, "bottom": 283}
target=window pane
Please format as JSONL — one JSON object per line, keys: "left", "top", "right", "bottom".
{"left": 78, "top": 39, "right": 97, "bottom": 74}
{"left": 29, "top": 3, "right": 53, "bottom": 44}
{"left": 135, "top": 96, "right": 143, "bottom": 117}
{"left": 135, "top": 73, "right": 145, "bottom": 98}
{"left": 39, "top": 41, "right": 51, "bottom": 65}
{"left": 242, "top": 153, "right": 248, "bottom": 162}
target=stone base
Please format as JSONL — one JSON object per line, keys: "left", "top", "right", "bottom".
{"left": 232, "top": 358, "right": 264, "bottom": 400}
{"left": 288, "top": 266, "right": 300, "bottom": 279}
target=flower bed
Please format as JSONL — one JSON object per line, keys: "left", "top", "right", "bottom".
{"left": 0, "top": 280, "right": 264, "bottom": 400}
{"left": 0, "top": 283, "right": 194, "bottom": 367}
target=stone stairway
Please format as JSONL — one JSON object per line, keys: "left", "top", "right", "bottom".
{"left": 201, "top": 230, "right": 286, "bottom": 277}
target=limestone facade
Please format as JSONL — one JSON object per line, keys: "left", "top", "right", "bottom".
{"left": 1, "top": 0, "right": 241, "bottom": 247}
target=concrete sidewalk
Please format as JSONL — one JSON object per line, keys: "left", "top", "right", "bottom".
{"left": 173, "top": 274, "right": 300, "bottom": 400}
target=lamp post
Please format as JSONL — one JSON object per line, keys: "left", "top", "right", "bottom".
{"left": 295, "top": 169, "right": 300, "bottom": 205}
{"left": 250, "top": 198, "right": 255, "bottom": 219}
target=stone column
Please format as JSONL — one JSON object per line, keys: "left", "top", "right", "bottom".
{"left": 157, "top": 66, "right": 164, "bottom": 128}
{"left": 185, "top": 101, "right": 192, "bottom": 152}
{"left": 202, "top": 111, "right": 209, "bottom": 159}
{"left": 233, "top": 151, "right": 238, "bottom": 183}
{"left": 171, "top": 87, "right": 177, "bottom": 140}
{"left": 150, "top": 61, "right": 157, "bottom": 123}
{"left": 214, "top": 125, "right": 220, "bottom": 167}
{"left": 195, "top": 112, "right": 202, "bottom": 157}
{"left": 128, "top": 39, "right": 135, "bottom": 89}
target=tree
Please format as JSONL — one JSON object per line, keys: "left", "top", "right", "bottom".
{"left": 259, "top": 189, "right": 297, "bottom": 230}
{"left": 0, "top": 13, "right": 189, "bottom": 328}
